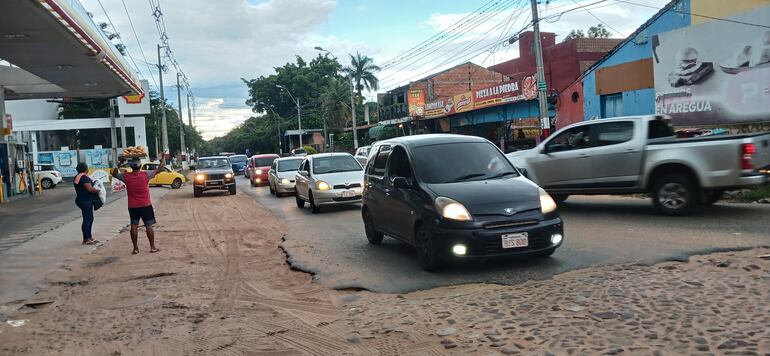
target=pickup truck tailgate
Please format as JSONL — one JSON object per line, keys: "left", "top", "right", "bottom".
{"left": 750, "top": 134, "right": 770, "bottom": 170}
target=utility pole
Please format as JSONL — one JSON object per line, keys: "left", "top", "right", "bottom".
{"left": 176, "top": 72, "right": 186, "bottom": 166}
{"left": 186, "top": 93, "right": 192, "bottom": 127}
{"left": 157, "top": 44, "right": 169, "bottom": 152}
{"left": 296, "top": 97, "right": 303, "bottom": 148}
{"left": 530, "top": 0, "right": 551, "bottom": 137}
{"left": 350, "top": 77, "right": 358, "bottom": 149}
{"left": 109, "top": 98, "right": 118, "bottom": 165}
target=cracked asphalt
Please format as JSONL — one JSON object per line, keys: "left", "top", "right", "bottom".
{"left": 238, "top": 176, "right": 770, "bottom": 294}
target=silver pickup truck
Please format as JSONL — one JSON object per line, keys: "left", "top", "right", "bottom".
{"left": 506, "top": 115, "right": 770, "bottom": 215}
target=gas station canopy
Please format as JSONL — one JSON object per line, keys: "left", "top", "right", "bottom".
{"left": 0, "top": 0, "right": 144, "bottom": 100}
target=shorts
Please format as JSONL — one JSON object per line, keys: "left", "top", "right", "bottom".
{"left": 128, "top": 205, "right": 156, "bottom": 227}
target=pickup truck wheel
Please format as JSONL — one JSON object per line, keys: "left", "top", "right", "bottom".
{"left": 41, "top": 178, "right": 54, "bottom": 189}
{"left": 194, "top": 187, "right": 203, "bottom": 198}
{"left": 700, "top": 189, "right": 724, "bottom": 205}
{"left": 295, "top": 189, "right": 305, "bottom": 208}
{"left": 652, "top": 174, "right": 697, "bottom": 215}
{"left": 415, "top": 225, "right": 441, "bottom": 272}
{"left": 171, "top": 178, "right": 182, "bottom": 189}
{"left": 229, "top": 184, "right": 237, "bottom": 195}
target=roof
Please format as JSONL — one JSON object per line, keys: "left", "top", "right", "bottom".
{"left": 375, "top": 133, "right": 488, "bottom": 148}
{"left": 275, "top": 156, "right": 303, "bottom": 161}
{"left": 198, "top": 156, "right": 229, "bottom": 160}
{"left": 0, "top": 1, "right": 143, "bottom": 99}
{"left": 306, "top": 152, "right": 355, "bottom": 159}
{"left": 251, "top": 153, "right": 279, "bottom": 158}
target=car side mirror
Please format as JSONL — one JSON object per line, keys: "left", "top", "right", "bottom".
{"left": 393, "top": 176, "right": 410, "bottom": 189}
{"left": 517, "top": 167, "right": 529, "bottom": 178}
{"left": 299, "top": 170, "right": 309, "bottom": 177}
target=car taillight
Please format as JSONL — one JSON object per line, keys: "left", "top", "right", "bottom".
{"left": 741, "top": 143, "right": 756, "bottom": 170}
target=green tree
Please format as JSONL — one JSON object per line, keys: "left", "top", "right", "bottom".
{"left": 564, "top": 29, "right": 585, "bottom": 41}
{"left": 588, "top": 24, "right": 611, "bottom": 38}
{"left": 321, "top": 78, "right": 352, "bottom": 130}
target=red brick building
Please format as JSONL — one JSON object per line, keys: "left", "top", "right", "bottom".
{"left": 488, "top": 31, "right": 621, "bottom": 129}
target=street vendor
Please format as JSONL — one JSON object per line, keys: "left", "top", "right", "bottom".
{"left": 111, "top": 152, "right": 165, "bottom": 255}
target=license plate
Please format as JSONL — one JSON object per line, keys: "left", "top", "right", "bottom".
{"left": 341, "top": 190, "right": 355, "bottom": 198}
{"left": 501, "top": 233, "right": 528, "bottom": 249}
{"left": 208, "top": 181, "right": 221, "bottom": 186}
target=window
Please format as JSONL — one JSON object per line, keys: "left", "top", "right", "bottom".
{"left": 312, "top": 156, "right": 362, "bottom": 174}
{"left": 412, "top": 142, "right": 517, "bottom": 184}
{"left": 300, "top": 160, "right": 309, "bottom": 173}
{"left": 546, "top": 126, "right": 592, "bottom": 152}
{"left": 594, "top": 121, "right": 634, "bottom": 146}
{"left": 277, "top": 159, "right": 302, "bottom": 172}
{"left": 601, "top": 93, "right": 623, "bottom": 118}
{"left": 369, "top": 145, "right": 391, "bottom": 177}
{"left": 254, "top": 157, "right": 277, "bottom": 167}
{"left": 143, "top": 163, "right": 158, "bottom": 171}
{"left": 386, "top": 146, "right": 412, "bottom": 180}
{"left": 648, "top": 119, "right": 674, "bottom": 139}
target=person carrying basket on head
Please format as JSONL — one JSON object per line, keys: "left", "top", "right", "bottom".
{"left": 111, "top": 148, "right": 165, "bottom": 255}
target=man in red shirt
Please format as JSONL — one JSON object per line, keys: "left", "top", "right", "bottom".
{"left": 112, "top": 155, "right": 165, "bottom": 254}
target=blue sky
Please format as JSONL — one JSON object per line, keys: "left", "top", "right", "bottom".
{"left": 84, "top": 0, "right": 667, "bottom": 139}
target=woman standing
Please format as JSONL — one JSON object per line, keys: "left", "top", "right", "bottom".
{"left": 74, "top": 162, "right": 100, "bottom": 245}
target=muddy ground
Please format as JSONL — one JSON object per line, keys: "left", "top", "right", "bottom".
{"left": 1, "top": 188, "right": 768, "bottom": 355}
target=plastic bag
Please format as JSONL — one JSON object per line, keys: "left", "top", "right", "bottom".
{"left": 111, "top": 177, "right": 127, "bottom": 193}
{"left": 93, "top": 179, "right": 107, "bottom": 203}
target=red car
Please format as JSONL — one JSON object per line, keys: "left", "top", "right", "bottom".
{"left": 249, "top": 154, "right": 279, "bottom": 187}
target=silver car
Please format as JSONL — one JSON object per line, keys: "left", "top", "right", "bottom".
{"left": 354, "top": 145, "right": 371, "bottom": 166}
{"left": 267, "top": 157, "right": 303, "bottom": 197}
{"left": 294, "top": 153, "right": 365, "bottom": 213}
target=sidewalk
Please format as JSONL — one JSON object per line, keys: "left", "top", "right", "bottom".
{"left": 0, "top": 188, "right": 168, "bottom": 307}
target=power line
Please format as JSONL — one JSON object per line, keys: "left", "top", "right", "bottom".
{"left": 95, "top": 0, "right": 141, "bottom": 75}
{"left": 120, "top": 0, "right": 158, "bottom": 89}
{"left": 570, "top": 0, "right": 625, "bottom": 37}
{"left": 617, "top": 0, "right": 770, "bottom": 29}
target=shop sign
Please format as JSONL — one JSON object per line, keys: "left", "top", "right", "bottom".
{"left": 424, "top": 98, "right": 456, "bottom": 118}
{"left": 453, "top": 92, "right": 474, "bottom": 113}
{"left": 407, "top": 89, "right": 425, "bottom": 117}
{"left": 2, "top": 114, "right": 12, "bottom": 136}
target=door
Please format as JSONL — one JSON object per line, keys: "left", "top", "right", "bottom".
{"left": 589, "top": 121, "right": 642, "bottom": 187}
{"left": 382, "top": 146, "right": 416, "bottom": 242}
{"left": 532, "top": 124, "right": 594, "bottom": 189}
{"left": 295, "top": 159, "right": 311, "bottom": 198}
{"left": 143, "top": 163, "right": 160, "bottom": 185}
{"left": 364, "top": 145, "right": 392, "bottom": 233}
{"left": 268, "top": 160, "right": 277, "bottom": 187}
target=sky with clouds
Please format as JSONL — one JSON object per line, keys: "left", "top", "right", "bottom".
{"left": 82, "top": 0, "right": 669, "bottom": 140}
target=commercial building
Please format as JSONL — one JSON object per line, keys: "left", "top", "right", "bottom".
{"left": 569, "top": 0, "right": 770, "bottom": 131}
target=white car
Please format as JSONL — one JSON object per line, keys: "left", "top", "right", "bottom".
{"left": 34, "top": 164, "right": 63, "bottom": 189}
{"left": 268, "top": 157, "right": 303, "bottom": 197}
{"left": 294, "top": 153, "right": 364, "bottom": 213}
{"left": 354, "top": 146, "right": 371, "bottom": 166}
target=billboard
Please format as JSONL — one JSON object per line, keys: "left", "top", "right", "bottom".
{"left": 473, "top": 81, "right": 526, "bottom": 109}
{"left": 652, "top": 5, "right": 770, "bottom": 125}
{"left": 407, "top": 89, "right": 425, "bottom": 117}
{"left": 118, "top": 79, "right": 151, "bottom": 116}
{"left": 425, "top": 97, "right": 456, "bottom": 118}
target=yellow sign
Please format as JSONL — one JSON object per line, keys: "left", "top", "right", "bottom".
{"left": 453, "top": 92, "right": 474, "bottom": 113}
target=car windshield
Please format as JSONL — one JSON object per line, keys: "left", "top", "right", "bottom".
{"left": 229, "top": 155, "right": 247, "bottom": 164}
{"left": 412, "top": 142, "right": 518, "bottom": 184}
{"left": 198, "top": 158, "right": 230, "bottom": 169}
{"left": 312, "top": 156, "right": 362, "bottom": 174}
{"left": 255, "top": 157, "right": 277, "bottom": 167}
{"left": 277, "top": 159, "right": 302, "bottom": 172}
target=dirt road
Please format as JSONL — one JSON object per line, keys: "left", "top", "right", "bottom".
{"left": 1, "top": 187, "right": 768, "bottom": 355}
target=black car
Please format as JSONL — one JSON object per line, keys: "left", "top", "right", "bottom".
{"left": 192, "top": 156, "right": 237, "bottom": 197}
{"left": 361, "top": 134, "right": 564, "bottom": 271}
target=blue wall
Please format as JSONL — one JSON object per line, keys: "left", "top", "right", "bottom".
{"left": 583, "top": 0, "right": 691, "bottom": 119}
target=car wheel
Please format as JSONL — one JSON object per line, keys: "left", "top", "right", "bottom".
{"left": 363, "top": 208, "right": 384, "bottom": 245}
{"left": 309, "top": 191, "right": 320, "bottom": 214}
{"left": 535, "top": 247, "right": 556, "bottom": 258}
{"left": 171, "top": 178, "right": 183, "bottom": 189}
{"left": 295, "top": 189, "right": 305, "bottom": 208}
{"left": 415, "top": 225, "right": 441, "bottom": 271}
{"left": 700, "top": 189, "right": 723, "bottom": 205}
{"left": 229, "top": 184, "right": 237, "bottom": 195}
{"left": 194, "top": 187, "right": 203, "bottom": 198}
{"left": 552, "top": 194, "right": 569, "bottom": 204}
{"left": 269, "top": 182, "right": 276, "bottom": 195}
{"left": 652, "top": 174, "right": 697, "bottom": 215}
{"left": 41, "top": 178, "right": 53, "bottom": 189}
{"left": 250, "top": 177, "right": 256, "bottom": 187}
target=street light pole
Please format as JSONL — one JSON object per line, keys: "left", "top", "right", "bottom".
{"left": 276, "top": 85, "right": 302, "bottom": 149}
{"left": 258, "top": 101, "right": 284, "bottom": 155}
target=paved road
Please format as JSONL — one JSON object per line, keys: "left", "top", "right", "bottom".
{"left": 238, "top": 177, "right": 770, "bottom": 293}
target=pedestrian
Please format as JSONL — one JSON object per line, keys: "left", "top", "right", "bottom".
{"left": 74, "top": 162, "right": 100, "bottom": 245}
{"left": 111, "top": 155, "right": 165, "bottom": 254}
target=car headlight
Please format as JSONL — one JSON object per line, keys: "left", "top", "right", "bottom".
{"left": 539, "top": 188, "right": 557, "bottom": 214}
{"left": 195, "top": 174, "right": 205, "bottom": 181}
{"left": 435, "top": 197, "right": 472, "bottom": 221}
{"left": 256, "top": 169, "right": 262, "bottom": 175}
{"left": 316, "top": 181, "right": 331, "bottom": 191}
{"left": 281, "top": 178, "right": 290, "bottom": 184}
{"left": 225, "top": 173, "right": 233, "bottom": 179}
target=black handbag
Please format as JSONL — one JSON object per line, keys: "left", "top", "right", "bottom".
{"left": 92, "top": 193, "right": 103, "bottom": 211}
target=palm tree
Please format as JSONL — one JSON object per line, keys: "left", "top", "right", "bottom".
{"left": 342, "top": 52, "right": 381, "bottom": 101}
{"left": 321, "top": 78, "right": 351, "bottom": 130}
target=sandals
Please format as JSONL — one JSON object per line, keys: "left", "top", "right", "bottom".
{"left": 82, "top": 239, "right": 100, "bottom": 245}
{"left": 132, "top": 249, "right": 140, "bottom": 255}
{"left": 150, "top": 248, "right": 161, "bottom": 253}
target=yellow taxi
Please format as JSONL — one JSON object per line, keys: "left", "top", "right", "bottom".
{"left": 139, "top": 162, "right": 186, "bottom": 189}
